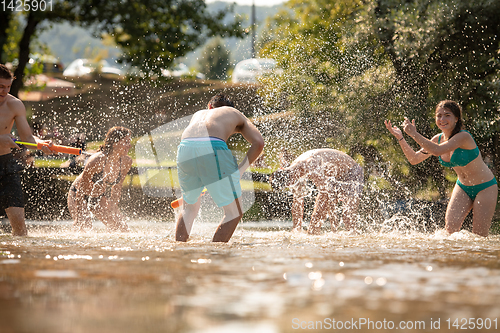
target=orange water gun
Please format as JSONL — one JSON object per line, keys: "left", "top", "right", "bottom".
{"left": 15, "top": 140, "right": 83, "bottom": 155}
{"left": 170, "top": 188, "right": 207, "bottom": 209}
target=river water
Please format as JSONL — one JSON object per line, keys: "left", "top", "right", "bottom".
{"left": 1, "top": 220, "right": 499, "bottom": 333}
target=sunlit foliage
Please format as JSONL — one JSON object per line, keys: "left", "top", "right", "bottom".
{"left": 198, "top": 37, "right": 231, "bottom": 80}
{"left": 260, "top": 0, "right": 500, "bottom": 198}
{"left": 76, "top": 0, "right": 245, "bottom": 77}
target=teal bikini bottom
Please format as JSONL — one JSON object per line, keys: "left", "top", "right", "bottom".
{"left": 457, "top": 177, "right": 497, "bottom": 201}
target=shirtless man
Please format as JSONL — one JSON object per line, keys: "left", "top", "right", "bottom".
{"left": 175, "top": 94, "right": 264, "bottom": 242}
{"left": 270, "top": 149, "right": 363, "bottom": 234}
{"left": 0, "top": 64, "right": 53, "bottom": 236}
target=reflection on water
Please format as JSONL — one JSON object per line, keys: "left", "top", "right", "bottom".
{"left": 1, "top": 220, "right": 500, "bottom": 333}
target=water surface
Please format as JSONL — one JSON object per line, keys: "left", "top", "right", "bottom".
{"left": 1, "top": 220, "right": 499, "bottom": 332}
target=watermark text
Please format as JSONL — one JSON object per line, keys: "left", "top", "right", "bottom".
{"left": 292, "top": 317, "right": 498, "bottom": 330}
{"left": 2, "top": 0, "right": 53, "bottom": 12}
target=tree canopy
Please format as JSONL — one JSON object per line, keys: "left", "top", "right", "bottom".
{"left": 198, "top": 37, "right": 231, "bottom": 80}
{"left": 75, "top": 0, "right": 245, "bottom": 75}
{"left": 259, "top": 0, "right": 500, "bottom": 198}
{"left": 1, "top": 0, "right": 245, "bottom": 96}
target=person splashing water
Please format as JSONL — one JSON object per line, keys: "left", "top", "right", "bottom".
{"left": 270, "top": 148, "right": 363, "bottom": 234}
{"left": 174, "top": 94, "right": 264, "bottom": 243}
{"left": 385, "top": 100, "right": 498, "bottom": 237}
{"left": 67, "top": 126, "right": 132, "bottom": 232}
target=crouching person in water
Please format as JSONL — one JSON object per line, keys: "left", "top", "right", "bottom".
{"left": 270, "top": 149, "right": 364, "bottom": 234}
{"left": 175, "top": 94, "right": 264, "bottom": 242}
{"left": 67, "top": 126, "right": 132, "bottom": 232}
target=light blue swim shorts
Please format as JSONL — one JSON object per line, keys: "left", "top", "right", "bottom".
{"left": 177, "top": 138, "right": 242, "bottom": 207}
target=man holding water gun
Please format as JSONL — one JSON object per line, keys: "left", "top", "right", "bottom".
{"left": 0, "top": 64, "right": 54, "bottom": 236}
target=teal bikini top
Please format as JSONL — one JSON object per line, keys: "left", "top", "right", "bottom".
{"left": 438, "top": 130, "right": 479, "bottom": 168}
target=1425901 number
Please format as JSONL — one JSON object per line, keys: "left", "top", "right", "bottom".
{"left": 446, "top": 318, "right": 498, "bottom": 330}
{"left": 1, "top": 0, "right": 53, "bottom": 11}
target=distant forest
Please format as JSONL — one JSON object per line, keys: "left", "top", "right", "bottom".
{"left": 37, "top": 1, "right": 283, "bottom": 70}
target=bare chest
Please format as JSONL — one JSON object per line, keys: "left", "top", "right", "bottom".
{"left": 0, "top": 107, "right": 15, "bottom": 134}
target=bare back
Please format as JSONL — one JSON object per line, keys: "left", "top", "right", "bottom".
{"left": 181, "top": 105, "right": 264, "bottom": 171}
{"left": 181, "top": 107, "right": 249, "bottom": 141}
{"left": 290, "top": 149, "right": 359, "bottom": 187}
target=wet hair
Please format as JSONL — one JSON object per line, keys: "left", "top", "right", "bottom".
{"left": 270, "top": 169, "right": 292, "bottom": 191}
{"left": 0, "top": 64, "right": 14, "bottom": 80}
{"left": 208, "top": 94, "right": 235, "bottom": 109}
{"left": 436, "top": 100, "right": 463, "bottom": 138}
{"left": 98, "top": 126, "right": 131, "bottom": 154}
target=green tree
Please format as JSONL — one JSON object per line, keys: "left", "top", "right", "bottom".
{"left": 2, "top": 1, "right": 80, "bottom": 96}
{"left": 198, "top": 37, "right": 230, "bottom": 80}
{"left": 260, "top": 0, "right": 500, "bottom": 198}
{"left": 364, "top": 0, "right": 500, "bottom": 192}
{"left": 0, "top": 10, "right": 13, "bottom": 62}
{"left": 1, "top": 0, "right": 245, "bottom": 96}
{"left": 1, "top": 12, "right": 23, "bottom": 63}
{"left": 77, "top": 0, "right": 244, "bottom": 77}
{"left": 259, "top": 0, "right": 390, "bottom": 180}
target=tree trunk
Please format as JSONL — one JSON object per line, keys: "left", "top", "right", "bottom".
{"left": 11, "top": 10, "right": 41, "bottom": 98}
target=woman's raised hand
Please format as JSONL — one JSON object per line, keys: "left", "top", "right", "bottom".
{"left": 384, "top": 120, "right": 403, "bottom": 140}
{"left": 402, "top": 117, "right": 417, "bottom": 137}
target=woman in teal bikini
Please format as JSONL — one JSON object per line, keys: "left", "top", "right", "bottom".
{"left": 385, "top": 100, "right": 497, "bottom": 236}
{"left": 67, "top": 126, "right": 132, "bottom": 232}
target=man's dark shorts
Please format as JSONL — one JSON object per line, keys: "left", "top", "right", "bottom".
{"left": 0, "top": 153, "right": 25, "bottom": 211}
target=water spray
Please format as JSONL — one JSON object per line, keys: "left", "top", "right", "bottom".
{"left": 170, "top": 188, "right": 207, "bottom": 209}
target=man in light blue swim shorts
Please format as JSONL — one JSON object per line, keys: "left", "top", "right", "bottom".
{"left": 175, "top": 94, "right": 264, "bottom": 242}
{"left": 177, "top": 138, "right": 241, "bottom": 208}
